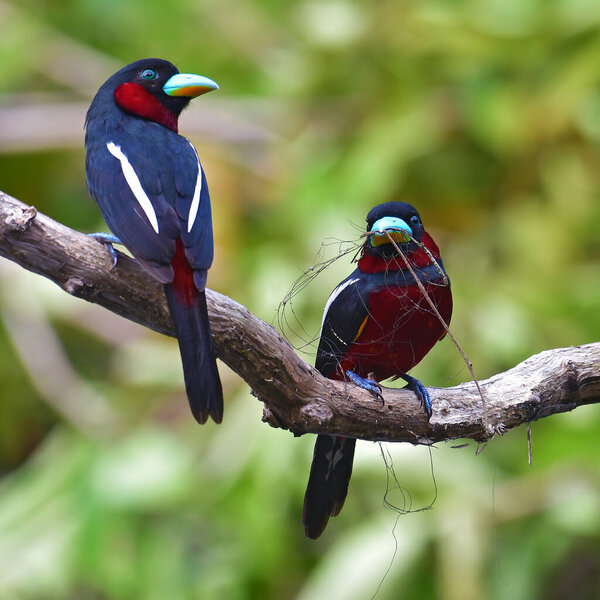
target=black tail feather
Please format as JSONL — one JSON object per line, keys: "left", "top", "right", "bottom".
{"left": 302, "top": 434, "right": 356, "bottom": 538}
{"left": 164, "top": 284, "right": 223, "bottom": 424}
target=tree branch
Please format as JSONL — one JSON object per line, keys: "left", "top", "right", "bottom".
{"left": 1, "top": 190, "right": 599, "bottom": 443}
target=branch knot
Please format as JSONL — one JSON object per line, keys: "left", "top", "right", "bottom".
{"left": 3, "top": 205, "right": 37, "bottom": 234}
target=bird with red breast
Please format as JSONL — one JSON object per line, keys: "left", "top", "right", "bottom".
{"left": 303, "top": 201, "right": 452, "bottom": 538}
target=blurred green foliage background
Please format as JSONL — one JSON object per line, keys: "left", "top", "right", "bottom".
{"left": 1, "top": 0, "right": 600, "bottom": 598}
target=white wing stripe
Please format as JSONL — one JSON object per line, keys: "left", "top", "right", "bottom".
{"left": 106, "top": 142, "right": 160, "bottom": 234}
{"left": 320, "top": 277, "right": 360, "bottom": 335}
{"left": 187, "top": 141, "right": 202, "bottom": 233}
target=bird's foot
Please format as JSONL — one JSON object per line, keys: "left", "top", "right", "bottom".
{"left": 399, "top": 373, "right": 432, "bottom": 420}
{"left": 345, "top": 370, "right": 383, "bottom": 405}
{"left": 90, "top": 232, "right": 122, "bottom": 270}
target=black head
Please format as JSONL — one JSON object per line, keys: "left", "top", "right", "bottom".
{"left": 87, "top": 58, "right": 218, "bottom": 133}
{"left": 364, "top": 201, "right": 425, "bottom": 258}
{"left": 110, "top": 58, "right": 191, "bottom": 116}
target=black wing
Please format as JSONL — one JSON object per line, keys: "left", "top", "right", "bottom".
{"left": 177, "top": 160, "right": 214, "bottom": 291}
{"left": 86, "top": 122, "right": 213, "bottom": 286}
{"left": 315, "top": 270, "right": 371, "bottom": 378}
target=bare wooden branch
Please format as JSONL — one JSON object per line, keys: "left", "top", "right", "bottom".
{"left": 1, "top": 189, "right": 599, "bottom": 443}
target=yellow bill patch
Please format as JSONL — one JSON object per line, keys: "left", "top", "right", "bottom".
{"left": 370, "top": 229, "right": 411, "bottom": 247}
{"left": 167, "top": 85, "right": 215, "bottom": 98}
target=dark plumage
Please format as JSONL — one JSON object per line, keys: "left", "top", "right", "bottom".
{"left": 85, "top": 59, "right": 223, "bottom": 423}
{"left": 303, "top": 201, "right": 452, "bottom": 538}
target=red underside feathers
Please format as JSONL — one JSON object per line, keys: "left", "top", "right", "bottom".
{"left": 339, "top": 283, "right": 453, "bottom": 378}
{"left": 171, "top": 239, "right": 198, "bottom": 307}
{"left": 114, "top": 82, "right": 178, "bottom": 132}
{"left": 347, "top": 229, "right": 452, "bottom": 378}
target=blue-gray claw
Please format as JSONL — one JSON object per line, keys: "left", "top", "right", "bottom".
{"left": 345, "top": 370, "right": 384, "bottom": 405}
{"left": 400, "top": 373, "right": 432, "bottom": 420}
{"left": 90, "top": 232, "right": 122, "bottom": 270}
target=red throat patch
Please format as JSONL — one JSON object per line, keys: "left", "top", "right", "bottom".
{"left": 114, "top": 82, "right": 178, "bottom": 132}
{"left": 358, "top": 231, "right": 442, "bottom": 273}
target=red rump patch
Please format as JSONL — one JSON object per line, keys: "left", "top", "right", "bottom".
{"left": 171, "top": 239, "right": 198, "bottom": 307}
{"left": 114, "top": 82, "right": 178, "bottom": 132}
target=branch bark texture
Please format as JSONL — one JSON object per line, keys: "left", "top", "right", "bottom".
{"left": 1, "top": 190, "right": 599, "bottom": 443}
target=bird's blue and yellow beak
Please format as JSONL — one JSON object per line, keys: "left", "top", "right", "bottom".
{"left": 163, "top": 73, "right": 219, "bottom": 98}
{"left": 369, "top": 216, "right": 412, "bottom": 247}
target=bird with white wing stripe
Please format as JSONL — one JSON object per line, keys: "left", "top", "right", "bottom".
{"left": 85, "top": 58, "right": 223, "bottom": 424}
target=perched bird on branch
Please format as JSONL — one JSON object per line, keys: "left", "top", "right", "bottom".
{"left": 84, "top": 58, "right": 223, "bottom": 424}
{"left": 303, "top": 201, "right": 453, "bottom": 538}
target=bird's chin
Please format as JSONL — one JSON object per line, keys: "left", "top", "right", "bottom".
{"left": 366, "top": 240, "right": 415, "bottom": 259}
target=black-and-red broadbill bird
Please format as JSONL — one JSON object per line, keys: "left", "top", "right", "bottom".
{"left": 302, "top": 201, "right": 453, "bottom": 538}
{"left": 85, "top": 58, "right": 223, "bottom": 424}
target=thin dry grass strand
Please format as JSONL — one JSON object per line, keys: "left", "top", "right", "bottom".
{"left": 277, "top": 237, "right": 361, "bottom": 351}
{"left": 281, "top": 226, "right": 489, "bottom": 429}
{"left": 370, "top": 444, "right": 439, "bottom": 599}
{"left": 381, "top": 229, "right": 490, "bottom": 433}
{"left": 527, "top": 424, "right": 533, "bottom": 468}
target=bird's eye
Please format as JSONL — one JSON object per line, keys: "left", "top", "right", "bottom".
{"left": 410, "top": 215, "right": 420, "bottom": 225}
{"left": 140, "top": 69, "right": 157, "bottom": 80}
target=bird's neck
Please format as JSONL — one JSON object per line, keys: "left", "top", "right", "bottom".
{"left": 114, "top": 82, "right": 179, "bottom": 132}
{"left": 357, "top": 231, "right": 442, "bottom": 274}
